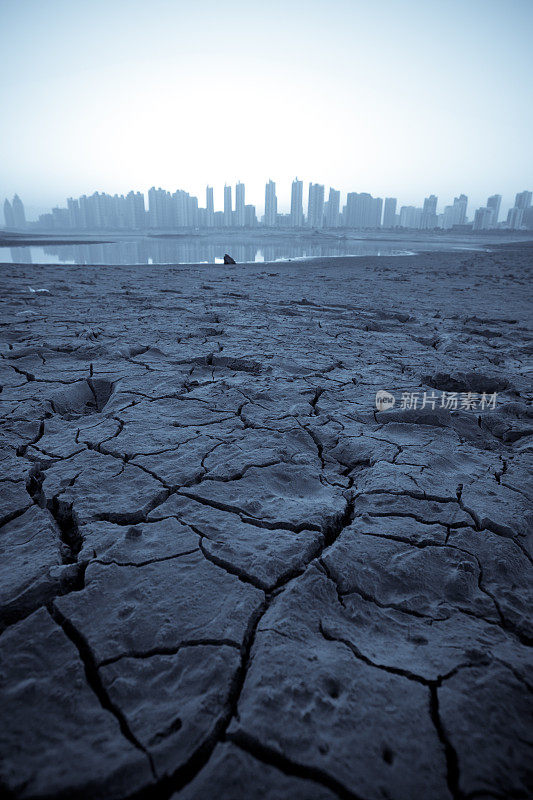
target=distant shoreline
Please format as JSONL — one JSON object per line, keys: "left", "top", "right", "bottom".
{"left": 2, "top": 238, "right": 532, "bottom": 270}
{"left": 0, "top": 234, "right": 114, "bottom": 247}
{"left": 2, "top": 228, "right": 533, "bottom": 251}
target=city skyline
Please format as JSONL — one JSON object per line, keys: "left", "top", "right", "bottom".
{"left": 3, "top": 180, "right": 532, "bottom": 226}
{"left": 1, "top": 1, "right": 532, "bottom": 216}
{"left": 3, "top": 182, "right": 532, "bottom": 232}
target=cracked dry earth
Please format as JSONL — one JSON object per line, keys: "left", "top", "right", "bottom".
{"left": 0, "top": 243, "right": 532, "bottom": 800}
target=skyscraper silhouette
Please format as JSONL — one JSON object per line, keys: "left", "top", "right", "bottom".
{"left": 344, "top": 192, "right": 382, "bottom": 228}
{"left": 223, "top": 185, "right": 233, "bottom": 227}
{"left": 324, "top": 188, "right": 340, "bottom": 227}
{"left": 206, "top": 186, "right": 214, "bottom": 227}
{"left": 421, "top": 195, "right": 438, "bottom": 229}
{"left": 290, "top": 178, "right": 303, "bottom": 227}
{"left": 487, "top": 194, "right": 501, "bottom": 226}
{"left": 453, "top": 194, "right": 468, "bottom": 224}
{"left": 11, "top": 195, "right": 26, "bottom": 228}
{"left": 383, "top": 198, "right": 397, "bottom": 228}
{"left": 307, "top": 183, "right": 325, "bottom": 228}
{"left": 515, "top": 190, "right": 532, "bottom": 209}
{"left": 3, "top": 198, "right": 15, "bottom": 228}
{"left": 264, "top": 180, "right": 277, "bottom": 226}
{"left": 235, "top": 182, "right": 245, "bottom": 227}
{"left": 473, "top": 207, "right": 494, "bottom": 230}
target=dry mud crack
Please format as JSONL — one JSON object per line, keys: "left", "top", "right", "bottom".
{"left": 0, "top": 246, "right": 532, "bottom": 799}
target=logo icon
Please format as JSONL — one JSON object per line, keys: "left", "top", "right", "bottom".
{"left": 375, "top": 390, "right": 396, "bottom": 412}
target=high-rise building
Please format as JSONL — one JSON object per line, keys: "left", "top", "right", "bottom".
{"left": 67, "top": 198, "right": 80, "bottom": 229}
{"left": 344, "top": 192, "right": 382, "bottom": 228}
{"left": 453, "top": 194, "right": 468, "bottom": 225}
{"left": 12, "top": 195, "right": 26, "bottom": 228}
{"left": 421, "top": 195, "right": 438, "bottom": 229}
{"left": 382, "top": 198, "right": 397, "bottom": 228}
{"left": 441, "top": 194, "right": 468, "bottom": 229}
{"left": 235, "top": 182, "right": 245, "bottom": 227}
{"left": 264, "top": 180, "right": 277, "bottom": 226}
{"left": 169, "top": 190, "right": 198, "bottom": 228}
{"left": 442, "top": 206, "right": 456, "bottom": 229}
{"left": 307, "top": 183, "right": 324, "bottom": 228}
{"left": 223, "top": 185, "right": 233, "bottom": 227}
{"left": 399, "top": 206, "right": 423, "bottom": 229}
{"left": 505, "top": 192, "right": 531, "bottom": 230}
{"left": 173, "top": 191, "right": 196, "bottom": 228}
{"left": 111, "top": 194, "right": 127, "bottom": 228}
{"left": 473, "top": 207, "right": 494, "bottom": 230}
{"left": 324, "top": 188, "right": 340, "bottom": 227}
{"left": 373, "top": 197, "right": 383, "bottom": 228}
{"left": 173, "top": 190, "right": 185, "bottom": 227}
{"left": 78, "top": 195, "right": 91, "bottom": 228}
{"left": 487, "top": 194, "right": 501, "bottom": 227}
{"left": 148, "top": 187, "right": 175, "bottom": 228}
{"left": 188, "top": 194, "right": 199, "bottom": 228}
{"left": 3, "top": 198, "right": 15, "bottom": 227}
{"left": 126, "top": 191, "right": 146, "bottom": 229}
{"left": 359, "top": 193, "right": 373, "bottom": 227}
{"left": 515, "top": 190, "right": 532, "bottom": 210}
{"left": 522, "top": 206, "right": 533, "bottom": 230}
{"left": 343, "top": 193, "right": 356, "bottom": 227}
{"left": 206, "top": 186, "right": 214, "bottom": 227}
{"left": 507, "top": 206, "right": 524, "bottom": 229}
{"left": 244, "top": 205, "right": 257, "bottom": 227}
{"left": 290, "top": 178, "right": 304, "bottom": 227}
{"left": 51, "top": 207, "right": 70, "bottom": 228}
{"left": 344, "top": 193, "right": 361, "bottom": 227}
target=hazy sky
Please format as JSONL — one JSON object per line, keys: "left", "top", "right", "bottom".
{"left": 1, "top": 0, "right": 532, "bottom": 218}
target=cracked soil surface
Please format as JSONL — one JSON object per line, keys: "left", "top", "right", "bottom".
{"left": 0, "top": 244, "right": 532, "bottom": 799}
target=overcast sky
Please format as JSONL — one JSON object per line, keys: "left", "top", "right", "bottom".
{"left": 1, "top": 0, "right": 532, "bottom": 218}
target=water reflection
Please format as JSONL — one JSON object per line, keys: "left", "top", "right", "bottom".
{"left": 10, "top": 246, "right": 33, "bottom": 264}
{"left": 0, "top": 238, "right": 414, "bottom": 266}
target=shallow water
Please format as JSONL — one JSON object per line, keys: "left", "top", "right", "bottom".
{"left": 0, "top": 236, "right": 481, "bottom": 265}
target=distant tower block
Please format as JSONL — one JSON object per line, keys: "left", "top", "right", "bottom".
{"left": 290, "top": 178, "right": 303, "bottom": 227}
{"left": 264, "top": 180, "right": 277, "bottom": 227}
{"left": 235, "top": 182, "right": 245, "bottom": 227}
{"left": 487, "top": 194, "right": 501, "bottom": 226}
{"left": 223, "top": 185, "right": 233, "bottom": 227}
{"left": 3, "top": 198, "right": 15, "bottom": 227}
{"left": 11, "top": 195, "right": 26, "bottom": 228}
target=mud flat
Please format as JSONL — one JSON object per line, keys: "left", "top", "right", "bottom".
{"left": 0, "top": 243, "right": 532, "bottom": 798}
